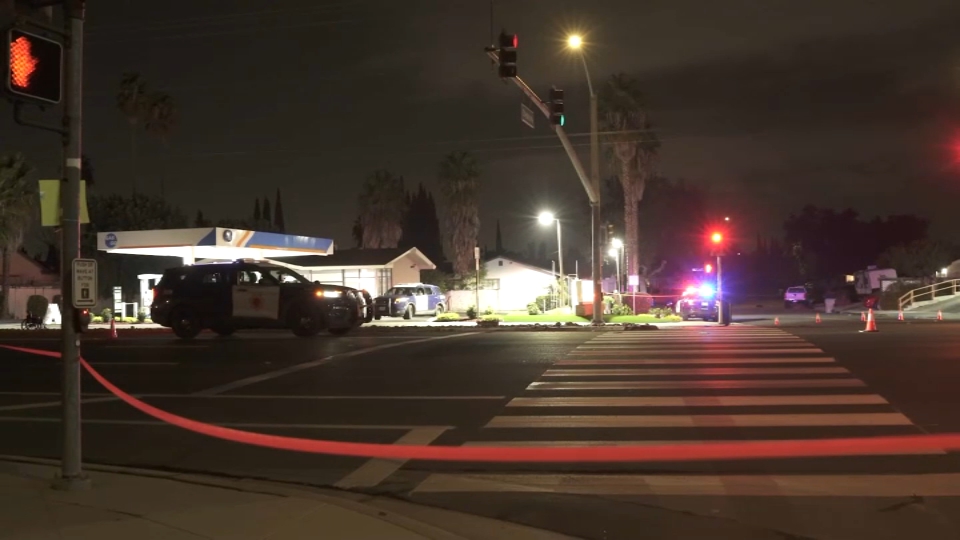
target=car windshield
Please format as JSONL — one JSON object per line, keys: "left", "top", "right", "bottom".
{"left": 238, "top": 267, "right": 310, "bottom": 285}
{"left": 787, "top": 287, "right": 806, "bottom": 293}
{"left": 387, "top": 287, "right": 416, "bottom": 296}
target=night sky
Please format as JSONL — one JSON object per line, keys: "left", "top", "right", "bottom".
{"left": 7, "top": 0, "right": 960, "bottom": 257}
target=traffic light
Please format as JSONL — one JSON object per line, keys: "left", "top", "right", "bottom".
{"left": 705, "top": 263, "right": 713, "bottom": 273}
{"left": 498, "top": 31, "right": 517, "bottom": 78}
{"left": 548, "top": 87, "right": 565, "bottom": 126}
{"left": 6, "top": 28, "right": 62, "bottom": 104}
{"left": 711, "top": 232, "right": 723, "bottom": 244}
{"left": 74, "top": 308, "right": 89, "bottom": 333}
{"left": 605, "top": 223, "right": 615, "bottom": 244}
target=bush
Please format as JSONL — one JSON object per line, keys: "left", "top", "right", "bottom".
{"left": 100, "top": 308, "right": 113, "bottom": 322}
{"left": 611, "top": 302, "right": 633, "bottom": 316}
{"left": 122, "top": 317, "right": 137, "bottom": 324}
{"left": 136, "top": 308, "right": 147, "bottom": 323}
{"left": 26, "top": 295, "right": 49, "bottom": 318}
{"left": 435, "top": 312, "right": 461, "bottom": 321}
{"left": 480, "top": 314, "right": 502, "bottom": 322}
{"left": 483, "top": 306, "right": 495, "bottom": 316}
{"left": 477, "top": 314, "right": 501, "bottom": 327}
{"left": 648, "top": 307, "right": 674, "bottom": 319}
{"left": 466, "top": 306, "right": 478, "bottom": 319}
{"left": 91, "top": 316, "right": 103, "bottom": 324}
{"left": 527, "top": 302, "right": 541, "bottom": 315}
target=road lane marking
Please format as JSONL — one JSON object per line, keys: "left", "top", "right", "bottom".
{"left": 554, "top": 357, "right": 836, "bottom": 365}
{"left": 0, "top": 396, "right": 120, "bottom": 412}
{"left": 542, "top": 367, "right": 849, "bottom": 377}
{"left": 505, "top": 395, "right": 889, "bottom": 407}
{"left": 483, "top": 413, "right": 913, "bottom": 428}
{"left": 87, "top": 362, "right": 178, "bottom": 366}
{"left": 460, "top": 440, "right": 943, "bottom": 454}
{"left": 412, "top": 473, "right": 960, "bottom": 496}
{"left": 0, "top": 417, "right": 453, "bottom": 430}
{"left": 98, "top": 345, "right": 209, "bottom": 349}
{"left": 569, "top": 348, "right": 823, "bottom": 355}
{"left": 334, "top": 427, "right": 448, "bottom": 489}
{"left": 145, "top": 394, "right": 506, "bottom": 400}
{"left": 192, "top": 332, "right": 477, "bottom": 396}
{"left": 527, "top": 379, "right": 866, "bottom": 390}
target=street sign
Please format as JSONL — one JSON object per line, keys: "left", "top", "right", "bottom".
{"left": 72, "top": 259, "right": 96, "bottom": 308}
{"left": 521, "top": 102, "right": 535, "bottom": 129}
{"left": 628, "top": 274, "right": 640, "bottom": 287}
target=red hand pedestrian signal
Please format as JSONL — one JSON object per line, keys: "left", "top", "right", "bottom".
{"left": 6, "top": 29, "right": 62, "bottom": 104}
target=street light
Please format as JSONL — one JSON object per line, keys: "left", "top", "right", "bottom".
{"left": 538, "top": 211, "right": 565, "bottom": 308}
{"left": 566, "top": 33, "right": 602, "bottom": 324}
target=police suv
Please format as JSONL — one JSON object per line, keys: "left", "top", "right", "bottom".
{"left": 150, "top": 260, "right": 372, "bottom": 339}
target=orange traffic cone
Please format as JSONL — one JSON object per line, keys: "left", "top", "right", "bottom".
{"left": 861, "top": 311, "right": 866, "bottom": 322}
{"left": 774, "top": 317, "right": 780, "bottom": 326}
{"left": 109, "top": 317, "right": 118, "bottom": 339}
{"left": 861, "top": 308, "right": 878, "bottom": 333}
{"left": 815, "top": 313, "right": 821, "bottom": 324}
{"left": 937, "top": 310, "right": 943, "bottom": 321}
{"left": 898, "top": 310, "right": 904, "bottom": 321}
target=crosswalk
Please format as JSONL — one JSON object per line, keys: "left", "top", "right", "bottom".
{"left": 413, "top": 325, "right": 943, "bottom": 496}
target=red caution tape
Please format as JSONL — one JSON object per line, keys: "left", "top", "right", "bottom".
{"left": 4, "top": 344, "right": 959, "bottom": 462}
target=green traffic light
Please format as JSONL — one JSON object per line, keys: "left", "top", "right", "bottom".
{"left": 560, "top": 115, "right": 565, "bottom": 126}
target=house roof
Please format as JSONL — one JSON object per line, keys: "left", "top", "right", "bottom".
{"left": 272, "top": 247, "right": 436, "bottom": 269}
{"left": 485, "top": 255, "right": 556, "bottom": 276}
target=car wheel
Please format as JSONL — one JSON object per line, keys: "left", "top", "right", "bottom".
{"left": 329, "top": 327, "right": 351, "bottom": 336}
{"left": 435, "top": 304, "right": 445, "bottom": 315}
{"left": 681, "top": 314, "right": 690, "bottom": 321}
{"left": 211, "top": 324, "right": 235, "bottom": 337}
{"left": 374, "top": 314, "right": 382, "bottom": 320}
{"left": 403, "top": 305, "right": 414, "bottom": 320}
{"left": 289, "top": 305, "right": 322, "bottom": 337}
{"left": 171, "top": 308, "right": 202, "bottom": 340}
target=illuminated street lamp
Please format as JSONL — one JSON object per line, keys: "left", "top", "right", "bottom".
{"left": 567, "top": 34, "right": 583, "bottom": 49}
{"left": 538, "top": 211, "right": 565, "bottom": 305}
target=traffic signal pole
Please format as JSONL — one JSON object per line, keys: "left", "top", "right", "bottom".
{"left": 55, "top": 0, "right": 89, "bottom": 491}
{"left": 485, "top": 49, "right": 603, "bottom": 323}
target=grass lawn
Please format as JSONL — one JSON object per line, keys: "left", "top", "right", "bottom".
{"left": 497, "top": 314, "right": 682, "bottom": 323}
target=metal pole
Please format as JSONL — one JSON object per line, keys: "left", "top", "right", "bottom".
{"left": 474, "top": 247, "right": 480, "bottom": 316}
{"left": 556, "top": 219, "right": 564, "bottom": 307}
{"left": 55, "top": 0, "right": 89, "bottom": 491}
{"left": 716, "top": 254, "right": 724, "bottom": 326}
{"left": 590, "top": 90, "right": 603, "bottom": 325}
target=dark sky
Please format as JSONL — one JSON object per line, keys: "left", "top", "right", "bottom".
{"left": 7, "top": 0, "right": 960, "bottom": 257}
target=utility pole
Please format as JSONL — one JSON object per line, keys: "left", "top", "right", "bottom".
{"left": 589, "top": 87, "right": 602, "bottom": 324}
{"left": 57, "top": 0, "right": 89, "bottom": 491}
{"left": 474, "top": 246, "right": 481, "bottom": 316}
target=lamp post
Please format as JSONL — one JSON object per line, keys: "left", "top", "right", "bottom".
{"left": 711, "top": 231, "right": 725, "bottom": 325}
{"left": 567, "top": 34, "right": 603, "bottom": 324}
{"left": 610, "top": 238, "right": 623, "bottom": 293}
{"left": 539, "top": 211, "right": 565, "bottom": 307}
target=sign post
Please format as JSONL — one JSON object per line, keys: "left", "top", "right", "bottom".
{"left": 474, "top": 246, "right": 481, "bottom": 317}
{"left": 71, "top": 259, "right": 96, "bottom": 308}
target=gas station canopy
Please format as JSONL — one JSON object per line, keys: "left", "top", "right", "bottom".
{"left": 97, "top": 227, "right": 334, "bottom": 264}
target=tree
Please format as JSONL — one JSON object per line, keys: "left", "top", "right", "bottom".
{"left": 274, "top": 188, "right": 285, "bottom": 233}
{"left": 879, "top": 240, "right": 952, "bottom": 278}
{"left": 351, "top": 216, "right": 364, "bottom": 248}
{"left": 599, "top": 73, "right": 659, "bottom": 291}
{"left": 144, "top": 91, "right": 177, "bottom": 198}
{"left": 253, "top": 198, "right": 261, "bottom": 221}
{"left": 116, "top": 73, "right": 149, "bottom": 194}
{"left": 437, "top": 151, "right": 481, "bottom": 275}
{"left": 80, "top": 154, "right": 95, "bottom": 187}
{"left": 261, "top": 196, "right": 271, "bottom": 224}
{"left": 495, "top": 219, "right": 503, "bottom": 254}
{"left": 0, "top": 153, "right": 35, "bottom": 318}
{"left": 357, "top": 170, "right": 407, "bottom": 249}
{"left": 399, "top": 183, "right": 442, "bottom": 262}
{"left": 194, "top": 209, "right": 210, "bottom": 227}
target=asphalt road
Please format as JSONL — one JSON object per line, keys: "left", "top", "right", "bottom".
{"left": 2, "top": 317, "right": 960, "bottom": 539}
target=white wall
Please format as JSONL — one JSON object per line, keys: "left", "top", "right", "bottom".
{"left": 391, "top": 255, "right": 421, "bottom": 287}
{"left": 485, "top": 258, "right": 556, "bottom": 311}
{"left": 7, "top": 286, "right": 60, "bottom": 319}
{"left": 446, "top": 290, "right": 500, "bottom": 313}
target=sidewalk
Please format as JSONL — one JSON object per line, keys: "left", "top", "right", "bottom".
{"left": 0, "top": 457, "right": 575, "bottom": 540}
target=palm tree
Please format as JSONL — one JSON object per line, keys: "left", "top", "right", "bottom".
{"left": 0, "top": 153, "right": 36, "bottom": 318}
{"left": 116, "top": 73, "right": 149, "bottom": 194}
{"left": 437, "top": 151, "right": 481, "bottom": 275}
{"left": 357, "top": 170, "right": 407, "bottom": 249}
{"left": 144, "top": 91, "right": 177, "bottom": 198}
{"left": 599, "top": 73, "right": 659, "bottom": 290}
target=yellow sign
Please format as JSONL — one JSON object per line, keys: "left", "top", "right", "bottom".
{"left": 39, "top": 179, "right": 90, "bottom": 227}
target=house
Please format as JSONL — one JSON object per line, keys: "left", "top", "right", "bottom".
{"left": 0, "top": 249, "right": 60, "bottom": 319}
{"left": 270, "top": 247, "right": 436, "bottom": 298}
{"left": 484, "top": 256, "right": 558, "bottom": 311}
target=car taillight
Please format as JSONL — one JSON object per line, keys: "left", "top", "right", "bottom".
{"left": 152, "top": 287, "right": 159, "bottom": 302}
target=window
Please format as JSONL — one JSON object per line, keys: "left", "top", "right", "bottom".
{"left": 481, "top": 279, "right": 500, "bottom": 290}
{"left": 201, "top": 271, "right": 225, "bottom": 284}
{"left": 498, "top": 260, "right": 503, "bottom": 266}
{"left": 416, "top": 287, "right": 425, "bottom": 295}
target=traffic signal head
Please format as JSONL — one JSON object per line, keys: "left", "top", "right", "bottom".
{"left": 549, "top": 87, "right": 565, "bottom": 126}
{"left": 705, "top": 263, "right": 713, "bottom": 273}
{"left": 498, "top": 31, "right": 517, "bottom": 78}
{"left": 711, "top": 232, "right": 723, "bottom": 244}
{"left": 6, "top": 28, "right": 62, "bottom": 104}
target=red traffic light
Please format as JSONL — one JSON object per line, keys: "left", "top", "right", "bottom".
{"left": 6, "top": 29, "right": 62, "bottom": 104}
{"left": 705, "top": 263, "right": 713, "bottom": 273}
{"left": 711, "top": 232, "right": 723, "bottom": 244}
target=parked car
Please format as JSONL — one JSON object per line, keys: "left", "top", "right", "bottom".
{"left": 784, "top": 286, "right": 811, "bottom": 308}
{"left": 676, "top": 283, "right": 719, "bottom": 322}
{"left": 374, "top": 283, "right": 445, "bottom": 320}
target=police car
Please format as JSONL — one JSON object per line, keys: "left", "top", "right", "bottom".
{"left": 373, "top": 283, "right": 445, "bottom": 320}
{"left": 150, "top": 260, "right": 372, "bottom": 339}
{"left": 676, "top": 283, "right": 720, "bottom": 322}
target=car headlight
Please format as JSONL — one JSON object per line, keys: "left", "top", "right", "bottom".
{"left": 315, "top": 290, "right": 342, "bottom": 298}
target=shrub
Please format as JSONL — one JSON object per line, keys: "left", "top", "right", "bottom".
{"left": 527, "top": 302, "right": 541, "bottom": 315}
{"left": 100, "top": 308, "right": 113, "bottom": 322}
{"left": 122, "top": 317, "right": 137, "bottom": 324}
{"left": 477, "top": 315, "right": 501, "bottom": 327}
{"left": 648, "top": 306, "right": 674, "bottom": 319}
{"left": 26, "top": 295, "right": 49, "bottom": 318}
{"left": 611, "top": 302, "right": 633, "bottom": 316}
{"left": 466, "top": 306, "right": 478, "bottom": 319}
{"left": 137, "top": 308, "right": 147, "bottom": 323}
{"left": 480, "top": 315, "right": 501, "bottom": 322}
{"left": 91, "top": 316, "right": 103, "bottom": 324}
{"left": 483, "top": 306, "right": 495, "bottom": 316}
{"left": 435, "top": 312, "right": 461, "bottom": 321}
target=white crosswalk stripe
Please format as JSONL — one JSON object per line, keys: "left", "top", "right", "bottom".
{"left": 414, "top": 327, "right": 939, "bottom": 495}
